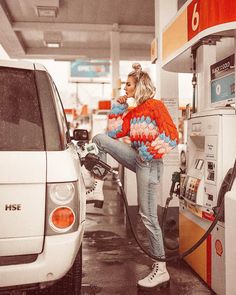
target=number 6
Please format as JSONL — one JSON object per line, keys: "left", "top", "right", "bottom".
{"left": 192, "top": 2, "right": 199, "bottom": 31}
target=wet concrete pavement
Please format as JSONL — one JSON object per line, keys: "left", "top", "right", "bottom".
{"left": 1, "top": 177, "right": 215, "bottom": 295}
{"left": 81, "top": 178, "right": 215, "bottom": 295}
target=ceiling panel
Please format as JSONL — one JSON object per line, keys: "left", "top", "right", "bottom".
{"left": 0, "top": 0, "right": 155, "bottom": 60}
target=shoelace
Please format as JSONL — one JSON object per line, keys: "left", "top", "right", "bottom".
{"left": 149, "top": 263, "right": 159, "bottom": 280}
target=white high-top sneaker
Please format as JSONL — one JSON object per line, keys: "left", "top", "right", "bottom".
{"left": 137, "top": 262, "right": 170, "bottom": 290}
{"left": 86, "top": 179, "right": 104, "bottom": 208}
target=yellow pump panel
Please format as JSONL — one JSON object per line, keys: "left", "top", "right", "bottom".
{"left": 179, "top": 213, "right": 210, "bottom": 284}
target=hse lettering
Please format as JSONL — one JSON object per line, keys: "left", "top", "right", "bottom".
{"left": 5, "top": 204, "right": 21, "bottom": 211}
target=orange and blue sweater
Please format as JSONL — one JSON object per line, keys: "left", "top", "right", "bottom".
{"left": 108, "top": 98, "right": 179, "bottom": 161}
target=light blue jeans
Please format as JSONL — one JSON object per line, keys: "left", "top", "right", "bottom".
{"left": 92, "top": 133, "right": 165, "bottom": 258}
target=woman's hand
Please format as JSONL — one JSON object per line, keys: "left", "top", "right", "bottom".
{"left": 117, "top": 95, "right": 128, "bottom": 104}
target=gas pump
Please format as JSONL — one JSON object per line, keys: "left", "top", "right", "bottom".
{"left": 176, "top": 25, "right": 236, "bottom": 295}
{"left": 158, "top": 0, "right": 236, "bottom": 292}
{"left": 180, "top": 109, "right": 236, "bottom": 294}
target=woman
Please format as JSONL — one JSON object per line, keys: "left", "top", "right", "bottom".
{"left": 92, "top": 63, "right": 178, "bottom": 291}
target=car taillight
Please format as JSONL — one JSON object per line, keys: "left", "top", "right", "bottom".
{"left": 46, "top": 181, "right": 79, "bottom": 235}
{"left": 49, "top": 183, "right": 75, "bottom": 205}
{"left": 50, "top": 206, "right": 75, "bottom": 232}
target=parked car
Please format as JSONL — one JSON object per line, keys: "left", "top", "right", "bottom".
{"left": 0, "top": 60, "right": 86, "bottom": 294}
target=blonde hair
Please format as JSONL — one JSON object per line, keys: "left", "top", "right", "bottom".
{"left": 128, "top": 63, "right": 156, "bottom": 104}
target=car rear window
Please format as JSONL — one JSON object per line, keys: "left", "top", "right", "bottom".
{"left": 0, "top": 67, "right": 44, "bottom": 151}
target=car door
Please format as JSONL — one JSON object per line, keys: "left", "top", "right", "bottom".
{"left": 0, "top": 66, "right": 46, "bottom": 256}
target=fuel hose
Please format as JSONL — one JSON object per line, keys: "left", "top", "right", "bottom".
{"left": 113, "top": 160, "right": 236, "bottom": 262}
{"left": 83, "top": 153, "right": 236, "bottom": 263}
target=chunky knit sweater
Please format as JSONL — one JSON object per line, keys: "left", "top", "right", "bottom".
{"left": 108, "top": 98, "right": 178, "bottom": 161}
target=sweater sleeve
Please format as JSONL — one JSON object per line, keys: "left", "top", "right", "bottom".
{"left": 151, "top": 100, "right": 179, "bottom": 156}
{"left": 107, "top": 102, "right": 132, "bottom": 138}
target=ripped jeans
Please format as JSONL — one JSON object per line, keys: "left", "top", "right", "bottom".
{"left": 92, "top": 133, "right": 165, "bottom": 258}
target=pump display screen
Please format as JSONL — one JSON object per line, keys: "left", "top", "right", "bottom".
{"left": 195, "top": 159, "right": 204, "bottom": 170}
{"left": 210, "top": 54, "right": 235, "bottom": 107}
{"left": 211, "top": 73, "right": 235, "bottom": 106}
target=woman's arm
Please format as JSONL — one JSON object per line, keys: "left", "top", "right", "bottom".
{"left": 152, "top": 100, "right": 179, "bottom": 156}
{"left": 107, "top": 102, "right": 132, "bottom": 139}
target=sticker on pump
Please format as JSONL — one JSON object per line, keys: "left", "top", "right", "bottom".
{"left": 215, "top": 239, "right": 223, "bottom": 257}
{"left": 202, "top": 211, "right": 215, "bottom": 221}
{"left": 186, "top": 203, "right": 202, "bottom": 218}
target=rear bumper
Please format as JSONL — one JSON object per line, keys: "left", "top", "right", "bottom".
{"left": 0, "top": 222, "right": 85, "bottom": 288}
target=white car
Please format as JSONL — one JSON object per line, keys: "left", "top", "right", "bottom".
{"left": 0, "top": 60, "right": 86, "bottom": 294}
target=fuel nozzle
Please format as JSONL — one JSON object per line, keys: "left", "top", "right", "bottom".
{"left": 81, "top": 153, "right": 115, "bottom": 180}
{"left": 170, "top": 171, "right": 180, "bottom": 196}
{"left": 163, "top": 171, "right": 181, "bottom": 213}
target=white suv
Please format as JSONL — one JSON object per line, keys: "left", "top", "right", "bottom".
{"left": 0, "top": 60, "right": 86, "bottom": 294}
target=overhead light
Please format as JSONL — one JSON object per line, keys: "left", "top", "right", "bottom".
{"left": 36, "top": 6, "right": 58, "bottom": 17}
{"left": 44, "top": 31, "right": 62, "bottom": 48}
{"left": 45, "top": 42, "right": 61, "bottom": 48}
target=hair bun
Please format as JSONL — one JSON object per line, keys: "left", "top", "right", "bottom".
{"left": 132, "top": 63, "right": 142, "bottom": 72}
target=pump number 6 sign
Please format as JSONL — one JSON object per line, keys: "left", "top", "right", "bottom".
{"left": 187, "top": 0, "right": 200, "bottom": 40}
{"left": 191, "top": 3, "right": 199, "bottom": 32}
{"left": 187, "top": 0, "right": 236, "bottom": 41}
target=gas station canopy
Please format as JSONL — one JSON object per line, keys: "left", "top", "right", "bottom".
{"left": 0, "top": 0, "right": 155, "bottom": 61}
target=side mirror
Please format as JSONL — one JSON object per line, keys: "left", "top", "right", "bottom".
{"left": 72, "top": 129, "right": 89, "bottom": 145}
